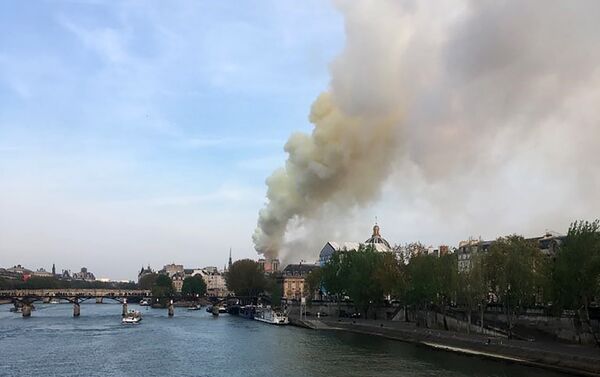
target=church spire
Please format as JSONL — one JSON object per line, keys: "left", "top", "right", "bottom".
{"left": 228, "top": 248, "right": 233, "bottom": 270}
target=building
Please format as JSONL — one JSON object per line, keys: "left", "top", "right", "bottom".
{"left": 257, "top": 258, "right": 280, "bottom": 273}
{"left": 72, "top": 267, "right": 96, "bottom": 281}
{"left": 319, "top": 241, "right": 360, "bottom": 266}
{"left": 172, "top": 272, "right": 185, "bottom": 293}
{"left": 364, "top": 223, "right": 392, "bottom": 251}
{"left": 203, "top": 266, "right": 219, "bottom": 274}
{"left": 161, "top": 263, "right": 184, "bottom": 278}
{"left": 0, "top": 268, "right": 21, "bottom": 280}
{"left": 192, "top": 268, "right": 228, "bottom": 297}
{"left": 439, "top": 245, "right": 450, "bottom": 256}
{"left": 228, "top": 248, "right": 233, "bottom": 271}
{"left": 138, "top": 265, "right": 154, "bottom": 283}
{"left": 31, "top": 268, "right": 54, "bottom": 278}
{"left": 457, "top": 231, "right": 566, "bottom": 273}
{"left": 457, "top": 238, "right": 493, "bottom": 272}
{"left": 6, "top": 265, "right": 31, "bottom": 275}
{"left": 319, "top": 223, "right": 393, "bottom": 266}
{"left": 529, "top": 232, "right": 566, "bottom": 258}
{"left": 281, "top": 263, "right": 319, "bottom": 300}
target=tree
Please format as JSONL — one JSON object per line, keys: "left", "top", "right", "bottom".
{"left": 404, "top": 242, "right": 428, "bottom": 260}
{"left": 321, "top": 249, "right": 349, "bottom": 299}
{"left": 138, "top": 273, "right": 158, "bottom": 290}
{"left": 552, "top": 220, "right": 600, "bottom": 345}
{"left": 322, "top": 245, "right": 394, "bottom": 318}
{"left": 375, "top": 252, "right": 406, "bottom": 300}
{"left": 344, "top": 245, "right": 387, "bottom": 317}
{"left": 151, "top": 274, "right": 174, "bottom": 305}
{"left": 433, "top": 253, "right": 458, "bottom": 330}
{"left": 305, "top": 267, "right": 323, "bottom": 301}
{"left": 486, "top": 235, "right": 542, "bottom": 337}
{"left": 457, "top": 254, "right": 488, "bottom": 334}
{"left": 225, "top": 259, "right": 267, "bottom": 297}
{"left": 406, "top": 254, "right": 438, "bottom": 327}
{"left": 181, "top": 275, "right": 207, "bottom": 298}
{"left": 265, "top": 274, "right": 282, "bottom": 306}
{"left": 23, "top": 277, "right": 63, "bottom": 289}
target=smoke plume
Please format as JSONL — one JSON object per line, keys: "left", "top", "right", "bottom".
{"left": 254, "top": 0, "right": 600, "bottom": 259}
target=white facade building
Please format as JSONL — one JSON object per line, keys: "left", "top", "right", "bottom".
{"left": 192, "top": 268, "right": 228, "bottom": 297}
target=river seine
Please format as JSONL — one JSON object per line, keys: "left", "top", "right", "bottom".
{"left": 0, "top": 303, "right": 568, "bottom": 377}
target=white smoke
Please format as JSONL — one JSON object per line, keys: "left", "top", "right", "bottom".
{"left": 254, "top": 0, "right": 600, "bottom": 259}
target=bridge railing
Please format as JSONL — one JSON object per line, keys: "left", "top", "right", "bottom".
{"left": 0, "top": 289, "right": 151, "bottom": 298}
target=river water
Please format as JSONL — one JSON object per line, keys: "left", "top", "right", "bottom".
{"left": 0, "top": 303, "right": 568, "bottom": 377}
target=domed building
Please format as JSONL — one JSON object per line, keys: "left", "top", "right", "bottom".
{"left": 364, "top": 223, "right": 391, "bottom": 250}
{"left": 319, "top": 223, "right": 392, "bottom": 266}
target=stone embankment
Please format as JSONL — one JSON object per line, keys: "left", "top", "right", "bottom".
{"left": 289, "top": 315, "right": 600, "bottom": 377}
{"left": 289, "top": 316, "right": 335, "bottom": 330}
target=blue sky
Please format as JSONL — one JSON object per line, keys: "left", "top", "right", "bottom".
{"left": 0, "top": 1, "right": 344, "bottom": 279}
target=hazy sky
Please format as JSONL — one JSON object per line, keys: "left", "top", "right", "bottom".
{"left": 2, "top": 1, "right": 599, "bottom": 280}
{"left": 0, "top": 1, "right": 343, "bottom": 279}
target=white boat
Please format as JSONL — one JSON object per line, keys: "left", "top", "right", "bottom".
{"left": 122, "top": 310, "right": 142, "bottom": 324}
{"left": 139, "top": 298, "right": 151, "bottom": 306}
{"left": 218, "top": 306, "right": 227, "bottom": 314}
{"left": 254, "top": 306, "right": 288, "bottom": 325}
{"left": 49, "top": 298, "right": 60, "bottom": 304}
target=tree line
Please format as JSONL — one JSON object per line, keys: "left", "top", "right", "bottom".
{"left": 138, "top": 273, "right": 207, "bottom": 300}
{"left": 312, "top": 220, "right": 600, "bottom": 334}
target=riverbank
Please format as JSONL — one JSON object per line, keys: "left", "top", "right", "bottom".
{"left": 289, "top": 316, "right": 600, "bottom": 376}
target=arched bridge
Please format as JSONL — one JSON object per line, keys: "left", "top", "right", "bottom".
{"left": 1, "top": 288, "right": 150, "bottom": 299}
{"left": 1, "top": 289, "right": 151, "bottom": 317}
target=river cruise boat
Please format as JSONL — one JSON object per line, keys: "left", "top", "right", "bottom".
{"left": 187, "top": 304, "right": 202, "bottom": 311}
{"left": 254, "top": 307, "right": 288, "bottom": 325}
{"left": 122, "top": 310, "right": 142, "bottom": 324}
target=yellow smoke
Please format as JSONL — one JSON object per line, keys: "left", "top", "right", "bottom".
{"left": 253, "top": 92, "right": 398, "bottom": 258}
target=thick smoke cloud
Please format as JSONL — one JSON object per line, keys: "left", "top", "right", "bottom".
{"left": 254, "top": 0, "right": 600, "bottom": 259}
{"left": 253, "top": 92, "right": 397, "bottom": 258}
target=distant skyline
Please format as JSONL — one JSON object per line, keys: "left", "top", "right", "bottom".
{"left": 2, "top": 1, "right": 600, "bottom": 281}
{"left": 0, "top": 1, "right": 344, "bottom": 280}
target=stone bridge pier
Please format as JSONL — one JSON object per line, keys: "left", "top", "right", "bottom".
{"left": 168, "top": 300, "right": 174, "bottom": 317}
{"left": 73, "top": 299, "right": 81, "bottom": 317}
{"left": 22, "top": 302, "right": 33, "bottom": 317}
